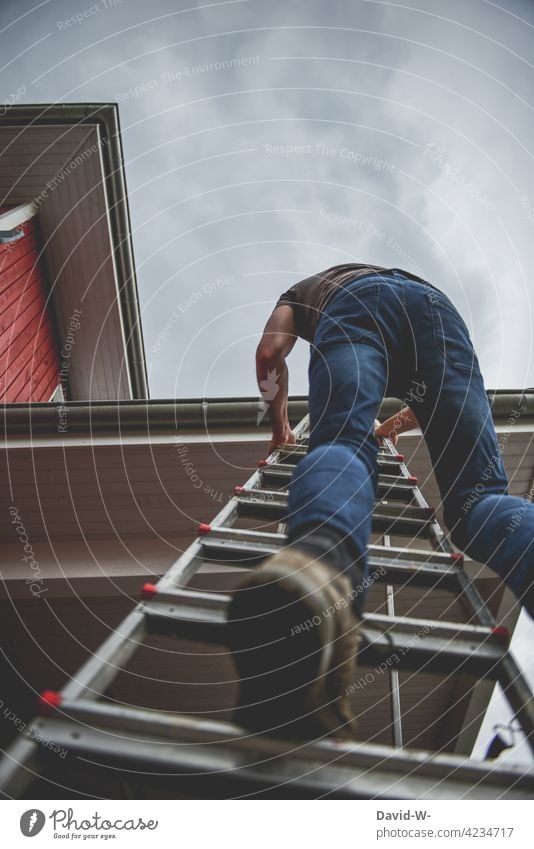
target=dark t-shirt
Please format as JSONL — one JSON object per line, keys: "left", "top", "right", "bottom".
{"left": 275, "top": 263, "right": 428, "bottom": 342}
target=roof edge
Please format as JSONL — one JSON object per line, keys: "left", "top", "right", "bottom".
{"left": 0, "top": 103, "right": 149, "bottom": 400}
{"left": 1, "top": 390, "right": 533, "bottom": 435}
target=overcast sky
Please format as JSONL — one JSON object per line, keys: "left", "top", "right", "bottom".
{"left": 1, "top": 0, "right": 534, "bottom": 398}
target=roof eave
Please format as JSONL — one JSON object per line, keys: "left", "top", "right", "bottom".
{"left": 0, "top": 103, "right": 149, "bottom": 400}
{"left": 1, "top": 389, "right": 533, "bottom": 436}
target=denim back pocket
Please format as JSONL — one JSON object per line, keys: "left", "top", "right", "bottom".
{"left": 428, "top": 291, "right": 479, "bottom": 375}
{"left": 314, "top": 279, "right": 381, "bottom": 348}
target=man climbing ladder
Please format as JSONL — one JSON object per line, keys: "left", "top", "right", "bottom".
{"left": 228, "top": 263, "right": 534, "bottom": 740}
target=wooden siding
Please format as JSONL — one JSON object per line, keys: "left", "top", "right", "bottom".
{"left": 0, "top": 430, "right": 531, "bottom": 546}
{"left": 0, "top": 123, "right": 133, "bottom": 400}
{"left": 0, "top": 215, "right": 59, "bottom": 401}
{"left": 37, "top": 125, "right": 131, "bottom": 400}
{"left": 0, "top": 125, "right": 95, "bottom": 205}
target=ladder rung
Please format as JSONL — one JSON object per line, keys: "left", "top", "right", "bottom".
{"left": 142, "top": 590, "right": 507, "bottom": 677}
{"left": 237, "top": 489, "right": 430, "bottom": 517}
{"left": 24, "top": 703, "right": 534, "bottom": 799}
{"left": 276, "top": 443, "right": 403, "bottom": 459}
{"left": 361, "top": 615, "right": 506, "bottom": 676}
{"left": 200, "top": 526, "right": 459, "bottom": 566}
{"left": 199, "top": 535, "right": 462, "bottom": 590}
{"left": 276, "top": 445, "right": 406, "bottom": 471}
{"left": 258, "top": 467, "right": 418, "bottom": 501}
{"left": 234, "top": 491, "right": 436, "bottom": 536}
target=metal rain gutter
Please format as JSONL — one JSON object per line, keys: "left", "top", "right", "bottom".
{"left": 1, "top": 391, "right": 532, "bottom": 436}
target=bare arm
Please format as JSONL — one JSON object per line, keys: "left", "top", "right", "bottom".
{"left": 375, "top": 406, "right": 420, "bottom": 446}
{"left": 256, "top": 305, "right": 298, "bottom": 451}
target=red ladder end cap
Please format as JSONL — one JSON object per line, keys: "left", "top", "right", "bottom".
{"left": 395, "top": 454, "right": 405, "bottom": 462}
{"left": 141, "top": 582, "right": 158, "bottom": 600}
{"left": 258, "top": 459, "right": 269, "bottom": 467}
{"left": 449, "top": 552, "right": 464, "bottom": 566}
{"left": 39, "top": 690, "right": 62, "bottom": 713}
{"left": 198, "top": 523, "right": 212, "bottom": 535}
{"left": 234, "top": 485, "right": 245, "bottom": 495}
{"left": 408, "top": 475, "right": 418, "bottom": 484}
{"left": 491, "top": 626, "right": 510, "bottom": 645}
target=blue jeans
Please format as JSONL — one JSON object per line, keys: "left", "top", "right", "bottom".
{"left": 287, "top": 271, "right": 534, "bottom": 617}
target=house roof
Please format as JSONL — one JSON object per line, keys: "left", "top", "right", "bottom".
{"left": 0, "top": 103, "right": 148, "bottom": 400}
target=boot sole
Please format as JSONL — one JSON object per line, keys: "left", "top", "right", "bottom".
{"left": 228, "top": 551, "right": 359, "bottom": 738}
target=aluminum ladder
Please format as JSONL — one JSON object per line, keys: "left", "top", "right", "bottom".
{"left": 1, "top": 415, "right": 533, "bottom": 799}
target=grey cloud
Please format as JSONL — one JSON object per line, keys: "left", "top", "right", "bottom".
{"left": 1, "top": 0, "right": 533, "bottom": 395}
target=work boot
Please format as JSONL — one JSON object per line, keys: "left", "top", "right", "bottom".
{"left": 227, "top": 548, "right": 361, "bottom": 740}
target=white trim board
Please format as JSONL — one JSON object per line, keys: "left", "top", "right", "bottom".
{"left": 0, "top": 201, "right": 37, "bottom": 230}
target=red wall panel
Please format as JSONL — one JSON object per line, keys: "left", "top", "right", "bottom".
{"left": 0, "top": 215, "right": 60, "bottom": 402}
